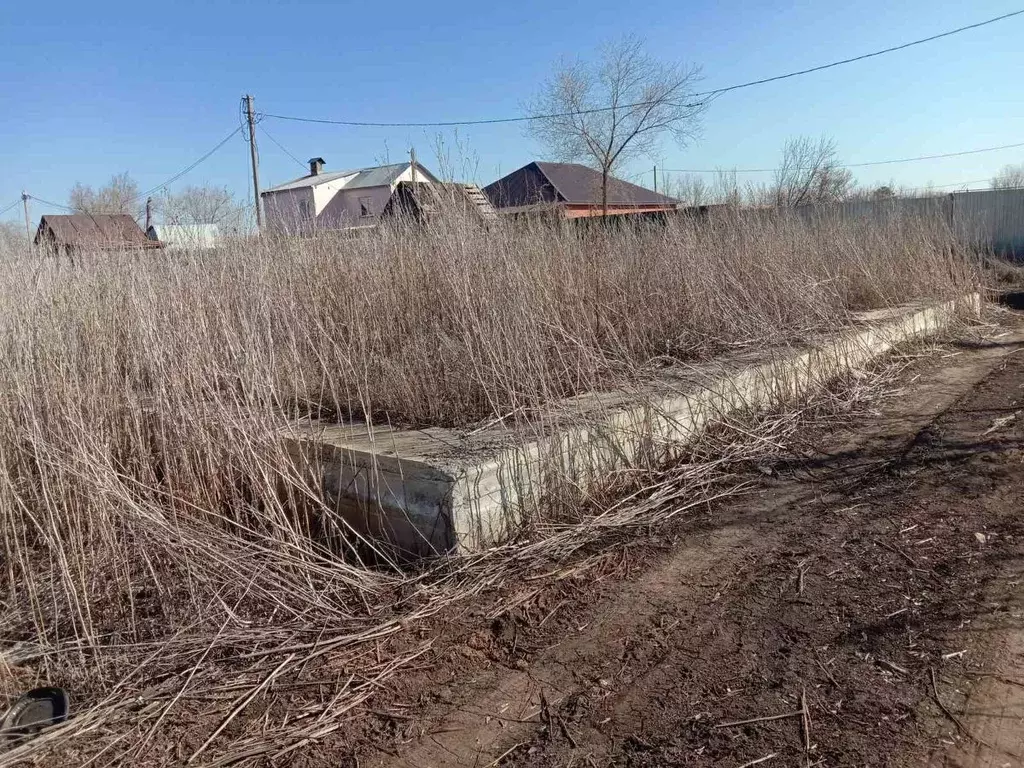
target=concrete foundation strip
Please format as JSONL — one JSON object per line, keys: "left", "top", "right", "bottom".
{"left": 282, "top": 295, "right": 980, "bottom": 556}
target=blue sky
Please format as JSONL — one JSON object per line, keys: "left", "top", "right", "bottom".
{"left": 1, "top": 1, "right": 1022, "bottom": 223}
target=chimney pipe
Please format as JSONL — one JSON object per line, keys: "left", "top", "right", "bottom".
{"left": 309, "top": 157, "right": 325, "bottom": 176}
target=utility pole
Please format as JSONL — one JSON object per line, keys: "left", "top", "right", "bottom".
{"left": 244, "top": 94, "right": 263, "bottom": 230}
{"left": 21, "top": 191, "right": 30, "bottom": 245}
{"left": 653, "top": 166, "right": 658, "bottom": 193}
{"left": 410, "top": 147, "right": 417, "bottom": 184}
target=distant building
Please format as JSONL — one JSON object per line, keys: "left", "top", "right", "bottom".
{"left": 484, "top": 162, "right": 679, "bottom": 218}
{"left": 382, "top": 181, "right": 497, "bottom": 224}
{"left": 261, "top": 158, "right": 442, "bottom": 233}
{"left": 146, "top": 223, "right": 221, "bottom": 250}
{"left": 33, "top": 214, "right": 160, "bottom": 253}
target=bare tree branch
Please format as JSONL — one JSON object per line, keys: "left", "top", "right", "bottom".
{"left": 155, "top": 185, "right": 245, "bottom": 230}
{"left": 69, "top": 172, "right": 143, "bottom": 220}
{"left": 526, "top": 36, "right": 705, "bottom": 215}
{"left": 992, "top": 164, "right": 1024, "bottom": 190}
{"left": 769, "top": 136, "right": 854, "bottom": 207}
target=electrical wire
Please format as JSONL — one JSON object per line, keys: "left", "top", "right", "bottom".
{"left": 921, "top": 177, "right": 993, "bottom": 190}
{"left": 261, "top": 9, "right": 1023, "bottom": 128}
{"left": 688, "top": 9, "right": 1023, "bottom": 99}
{"left": 135, "top": 126, "right": 243, "bottom": 201}
{"left": 660, "top": 140, "right": 1024, "bottom": 174}
{"left": 27, "top": 195, "right": 76, "bottom": 212}
{"left": 17, "top": 127, "right": 243, "bottom": 219}
{"left": 259, "top": 125, "right": 308, "bottom": 170}
{"left": 0, "top": 198, "right": 22, "bottom": 217}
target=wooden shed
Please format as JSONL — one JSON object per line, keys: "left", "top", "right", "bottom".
{"left": 383, "top": 181, "right": 497, "bottom": 224}
{"left": 34, "top": 214, "right": 161, "bottom": 253}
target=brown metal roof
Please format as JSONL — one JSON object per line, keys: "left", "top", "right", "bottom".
{"left": 484, "top": 162, "right": 678, "bottom": 209}
{"left": 34, "top": 214, "right": 159, "bottom": 250}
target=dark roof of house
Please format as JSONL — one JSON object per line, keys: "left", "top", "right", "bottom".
{"left": 484, "top": 162, "right": 678, "bottom": 208}
{"left": 35, "top": 214, "right": 159, "bottom": 249}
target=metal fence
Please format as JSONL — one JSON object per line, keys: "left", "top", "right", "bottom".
{"left": 804, "top": 188, "right": 1024, "bottom": 257}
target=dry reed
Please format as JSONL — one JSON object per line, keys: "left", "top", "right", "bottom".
{"left": 0, "top": 208, "right": 976, "bottom": 764}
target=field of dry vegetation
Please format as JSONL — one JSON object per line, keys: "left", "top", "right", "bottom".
{"left": 0, "top": 210, "right": 977, "bottom": 764}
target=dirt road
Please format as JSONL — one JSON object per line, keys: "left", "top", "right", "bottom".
{"left": 361, "top": 309, "right": 1024, "bottom": 768}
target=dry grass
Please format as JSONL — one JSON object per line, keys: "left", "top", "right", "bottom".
{"left": 0, "top": 209, "right": 976, "bottom": 764}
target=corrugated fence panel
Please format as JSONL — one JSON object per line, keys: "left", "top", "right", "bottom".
{"left": 952, "top": 189, "right": 1024, "bottom": 255}
{"left": 800, "top": 189, "right": 1024, "bottom": 256}
{"left": 797, "top": 196, "right": 950, "bottom": 228}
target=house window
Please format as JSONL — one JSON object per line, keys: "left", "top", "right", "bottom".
{"left": 298, "top": 199, "right": 313, "bottom": 222}
{"left": 359, "top": 197, "right": 374, "bottom": 217}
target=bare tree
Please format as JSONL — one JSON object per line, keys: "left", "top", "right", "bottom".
{"left": 992, "top": 164, "right": 1024, "bottom": 190}
{"left": 0, "top": 221, "right": 26, "bottom": 255}
{"left": 770, "top": 136, "right": 853, "bottom": 207}
{"left": 671, "top": 174, "right": 709, "bottom": 207}
{"left": 429, "top": 129, "right": 481, "bottom": 184}
{"left": 69, "top": 172, "right": 142, "bottom": 219}
{"left": 155, "top": 185, "right": 245, "bottom": 230}
{"left": 526, "top": 36, "right": 705, "bottom": 216}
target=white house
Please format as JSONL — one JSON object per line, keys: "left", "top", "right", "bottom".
{"left": 146, "top": 223, "right": 221, "bottom": 250}
{"left": 260, "top": 158, "right": 441, "bottom": 232}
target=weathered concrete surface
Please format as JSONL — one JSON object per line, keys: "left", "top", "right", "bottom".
{"left": 282, "top": 296, "right": 979, "bottom": 556}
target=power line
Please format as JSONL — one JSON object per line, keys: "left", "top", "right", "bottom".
{"left": 263, "top": 101, "right": 705, "bottom": 129}
{"left": 259, "top": 124, "right": 308, "bottom": 170}
{"left": 662, "top": 140, "right": 1024, "bottom": 174}
{"left": 261, "top": 9, "right": 1023, "bottom": 129}
{"left": 23, "top": 126, "right": 242, "bottom": 220}
{"left": 921, "top": 177, "right": 993, "bottom": 190}
{"left": 10, "top": 126, "right": 243, "bottom": 221}
{"left": 136, "top": 126, "right": 243, "bottom": 201}
{"left": 0, "top": 198, "right": 22, "bottom": 217}
{"left": 688, "top": 9, "right": 1023, "bottom": 99}
{"left": 27, "top": 196, "right": 76, "bottom": 212}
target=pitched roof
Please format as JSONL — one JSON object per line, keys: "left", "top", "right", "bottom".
{"left": 484, "top": 162, "right": 678, "bottom": 208}
{"left": 34, "top": 214, "right": 158, "bottom": 249}
{"left": 263, "top": 162, "right": 440, "bottom": 194}
{"left": 263, "top": 169, "right": 355, "bottom": 193}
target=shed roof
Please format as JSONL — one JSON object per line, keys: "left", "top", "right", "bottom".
{"left": 263, "top": 162, "right": 440, "bottom": 194}
{"left": 34, "top": 214, "right": 158, "bottom": 249}
{"left": 484, "top": 162, "right": 678, "bottom": 208}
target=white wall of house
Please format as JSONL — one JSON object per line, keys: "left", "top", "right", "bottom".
{"left": 263, "top": 165, "right": 435, "bottom": 232}
{"left": 311, "top": 176, "right": 352, "bottom": 215}
{"left": 262, "top": 187, "right": 314, "bottom": 233}
{"left": 316, "top": 167, "right": 432, "bottom": 229}
{"left": 316, "top": 185, "right": 393, "bottom": 228}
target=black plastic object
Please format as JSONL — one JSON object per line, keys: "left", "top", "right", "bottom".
{"left": 1, "top": 687, "right": 68, "bottom": 742}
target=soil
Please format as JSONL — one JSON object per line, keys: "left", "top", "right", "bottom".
{"left": 351, "top": 307, "right": 1024, "bottom": 768}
